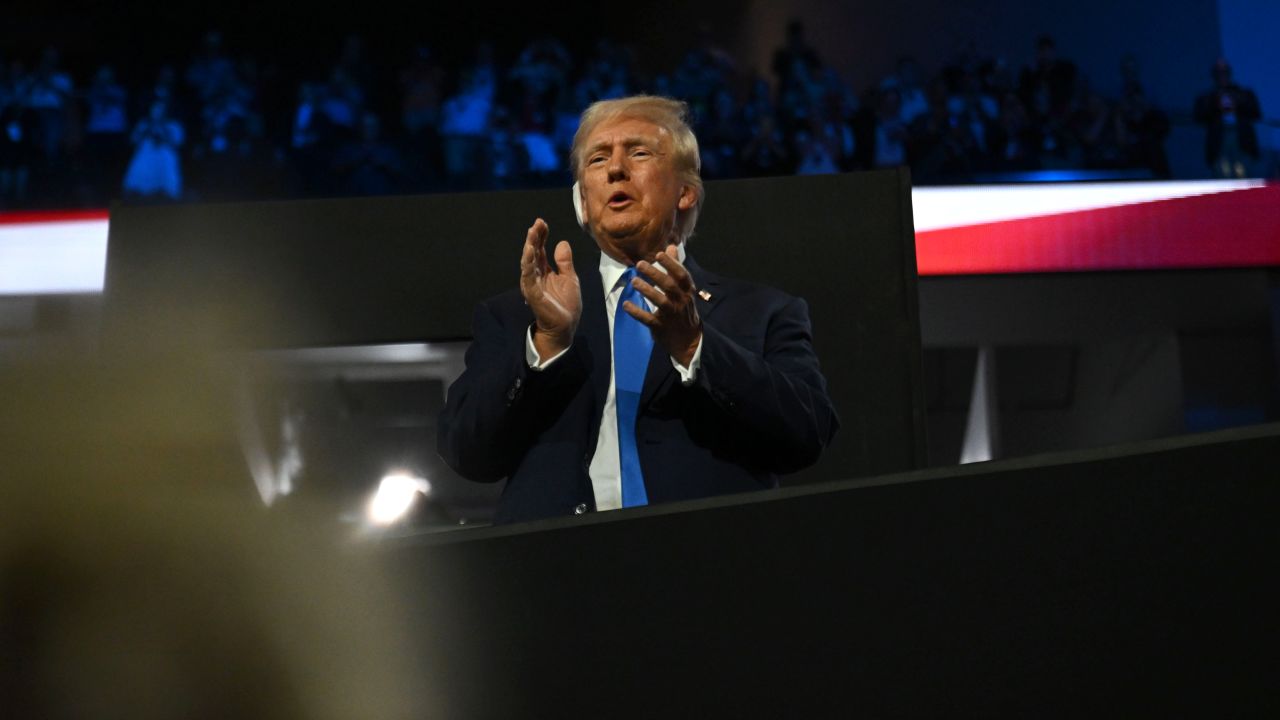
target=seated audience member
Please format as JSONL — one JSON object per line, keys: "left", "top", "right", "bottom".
{"left": 83, "top": 66, "right": 130, "bottom": 172}
{"left": 438, "top": 95, "right": 839, "bottom": 524}
{"left": 889, "top": 56, "right": 929, "bottom": 125}
{"left": 185, "top": 30, "right": 235, "bottom": 106}
{"left": 794, "top": 129, "right": 839, "bottom": 175}
{"left": 25, "top": 48, "right": 73, "bottom": 165}
{"left": 0, "top": 61, "right": 36, "bottom": 204}
{"left": 909, "top": 81, "right": 981, "bottom": 181}
{"left": 331, "top": 112, "right": 404, "bottom": 196}
{"left": 1194, "top": 58, "right": 1263, "bottom": 178}
{"left": 1017, "top": 34, "right": 1078, "bottom": 126}
{"left": 772, "top": 19, "right": 822, "bottom": 95}
{"left": 855, "top": 85, "right": 909, "bottom": 169}
{"left": 1117, "top": 85, "right": 1170, "bottom": 178}
{"left": 122, "top": 100, "right": 185, "bottom": 200}
{"left": 1072, "top": 91, "right": 1124, "bottom": 169}
{"left": 740, "top": 111, "right": 790, "bottom": 176}
{"left": 439, "top": 47, "right": 497, "bottom": 190}
{"left": 988, "top": 92, "right": 1040, "bottom": 171}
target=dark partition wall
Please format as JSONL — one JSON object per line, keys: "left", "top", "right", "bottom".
{"left": 103, "top": 170, "right": 923, "bottom": 484}
{"left": 380, "top": 423, "right": 1280, "bottom": 717}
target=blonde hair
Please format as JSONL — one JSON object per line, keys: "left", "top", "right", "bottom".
{"left": 570, "top": 95, "right": 705, "bottom": 244}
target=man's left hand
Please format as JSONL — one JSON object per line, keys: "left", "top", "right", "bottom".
{"left": 622, "top": 244, "right": 703, "bottom": 367}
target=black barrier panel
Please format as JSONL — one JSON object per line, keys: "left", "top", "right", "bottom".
{"left": 103, "top": 170, "right": 924, "bottom": 485}
{"left": 379, "top": 422, "right": 1280, "bottom": 717}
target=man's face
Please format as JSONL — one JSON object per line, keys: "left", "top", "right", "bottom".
{"left": 579, "top": 116, "right": 695, "bottom": 264}
{"left": 1214, "top": 63, "right": 1232, "bottom": 88}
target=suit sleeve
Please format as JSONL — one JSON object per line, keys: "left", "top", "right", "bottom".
{"left": 691, "top": 296, "right": 839, "bottom": 473}
{"left": 436, "top": 299, "right": 588, "bottom": 482}
{"left": 1239, "top": 90, "right": 1262, "bottom": 124}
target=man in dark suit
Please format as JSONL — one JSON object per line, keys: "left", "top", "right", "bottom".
{"left": 437, "top": 96, "right": 838, "bottom": 524}
{"left": 1194, "top": 58, "right": 1263, "bottom": 178}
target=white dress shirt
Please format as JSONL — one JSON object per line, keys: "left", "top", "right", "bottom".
{"left": 524, "top": 246, "right": 703, "bottom": 510}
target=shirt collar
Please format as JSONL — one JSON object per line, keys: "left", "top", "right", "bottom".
{"left": 597, "top": 243, "right": 687, "bottom": 299}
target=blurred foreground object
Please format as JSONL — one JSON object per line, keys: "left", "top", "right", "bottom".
{"left": 0, "top": 355, "right": 432, "bottom": 719}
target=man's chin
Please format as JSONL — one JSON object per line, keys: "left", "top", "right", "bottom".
{"left": 595, "top": 224, "right": 651, "bottom": 254}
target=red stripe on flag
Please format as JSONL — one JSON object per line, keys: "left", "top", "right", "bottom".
{"left": 0, "top": 209, "right": 111, "bottom": 225}
{"left": 916, "top": 184, "right": 1280, "bottom": 275}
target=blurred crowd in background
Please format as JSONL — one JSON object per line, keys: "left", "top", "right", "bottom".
{"left": 0, "top": 22, "right": 1267, "bottom": 209}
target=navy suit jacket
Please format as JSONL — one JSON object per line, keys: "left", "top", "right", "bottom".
{"left": 437, "top": 255, "right": 839, "bottom": 524}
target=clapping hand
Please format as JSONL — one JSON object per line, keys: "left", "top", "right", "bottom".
{"left": 519, "top": 218, "right": 581, "bottom": 359}
{"left": 622, "top": 244, "right": 703, "bottom": 367}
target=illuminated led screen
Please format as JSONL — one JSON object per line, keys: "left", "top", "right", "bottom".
{"left": 1, "top": 180, "right": 1276, "bottom": 295}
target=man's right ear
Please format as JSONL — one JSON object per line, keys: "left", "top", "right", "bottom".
{"left": 572, "top": 181, "right": 586, "bottom": 229}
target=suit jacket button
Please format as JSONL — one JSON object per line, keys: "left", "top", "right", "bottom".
{"left": 573, "top": 503, "right": 588, "bottom": 515}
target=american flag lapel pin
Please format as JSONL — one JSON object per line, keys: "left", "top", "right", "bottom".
{"left": 698, "top": 290, "right": 712, "bottom": 301}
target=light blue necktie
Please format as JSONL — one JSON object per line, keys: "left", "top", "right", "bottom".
{"left": 614, "top": 267, "right": 651, "bottom": 507}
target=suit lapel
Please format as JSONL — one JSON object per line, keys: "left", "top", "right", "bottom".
{"left": 577, "top": 264, "right": 612, "bottom": 439}
{"left": 685, "top": 256, "right": 725, "bottom": 323}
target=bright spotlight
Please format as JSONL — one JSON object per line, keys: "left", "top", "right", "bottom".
{"left": 367, "top": 472, "right": 431, "bottom": 526}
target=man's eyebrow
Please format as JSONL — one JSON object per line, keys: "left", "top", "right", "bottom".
{"left": 586, "top": 136, "right": 663, "bottom": 155}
